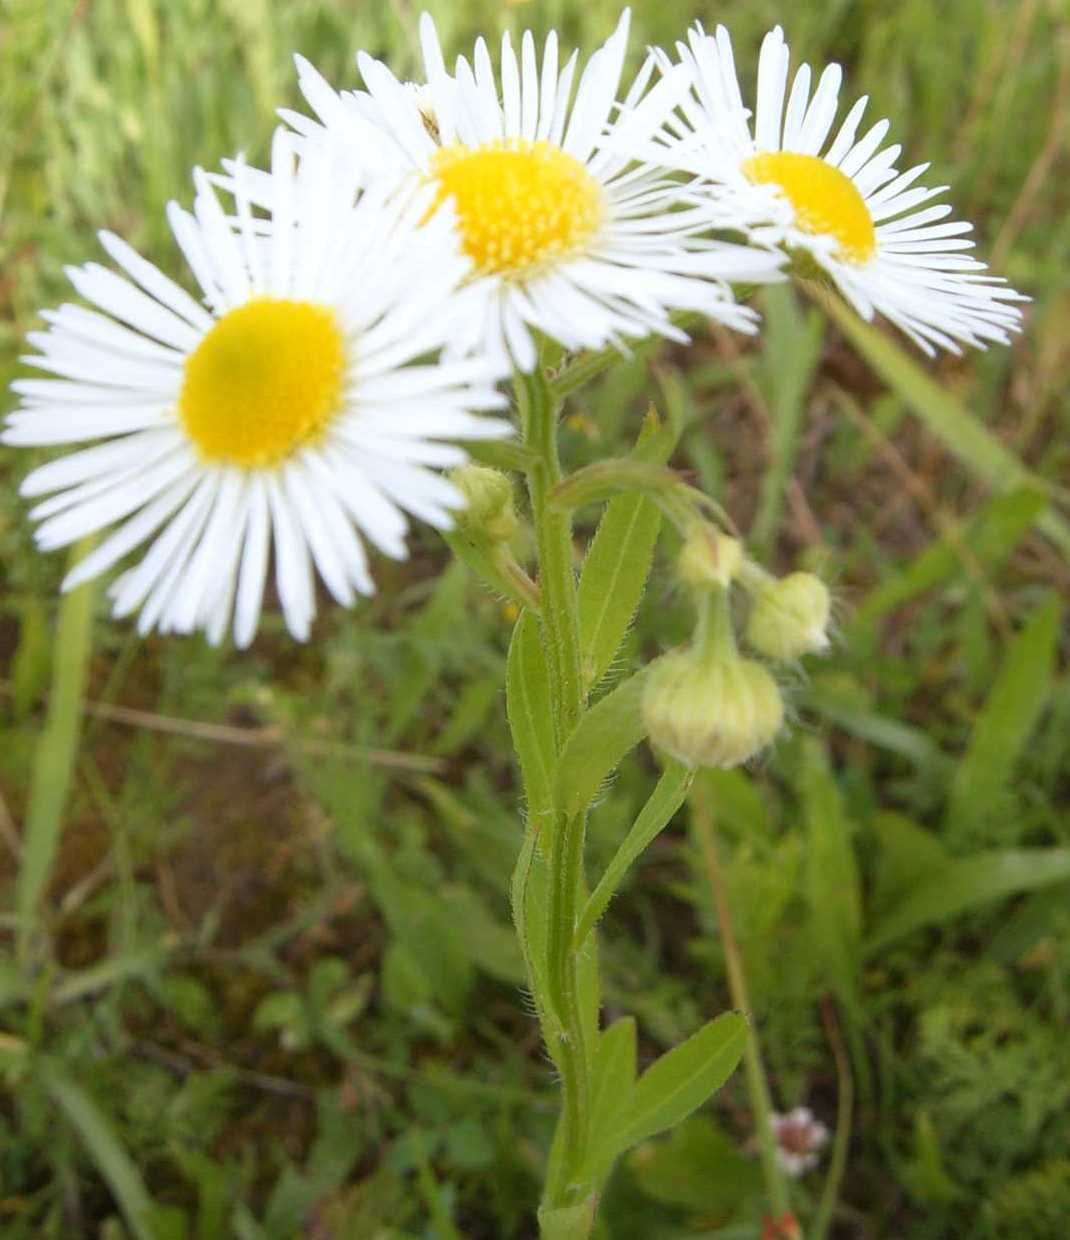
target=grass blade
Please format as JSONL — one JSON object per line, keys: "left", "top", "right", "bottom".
{"left": 945, "top": 593, "right": 1061, "bottom": 840}
{"left": 16, "top": 542, "right": 96, "bottom": 964}
{"left": 818, "top": 292, "right": 1070, "bottom": 556}
{"left": 866, "top": 847, "right": 1070, "bottom": 953}
{"left": 38, "top": 1056, "right": 158, "bottom": 1240}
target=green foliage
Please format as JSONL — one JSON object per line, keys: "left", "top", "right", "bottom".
{"left": 555, "top": 669, "right": 650, "bottom": 819}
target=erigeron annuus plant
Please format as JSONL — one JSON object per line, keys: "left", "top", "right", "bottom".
{"left": 6, "top": 11, "right": 1024, "bottom": 1239}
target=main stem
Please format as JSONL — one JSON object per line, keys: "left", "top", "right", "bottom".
{"left": 693, "top": 783, "right": 794, "bottom": 1224}
{"left": 519, "top": 368, "right": 591, "bottom": 1212}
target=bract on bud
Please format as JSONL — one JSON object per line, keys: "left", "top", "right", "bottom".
{"left": 642, "top": 649, "right": 784, "bottom": 769}
{"left": 450, "top": 464, "right": 518, "bottom": 544}
{"left": 677, "top": 528, "right": 742, "bottom": 589}
{"left": 746, "top": 572, "right": 831, "bottom": 660}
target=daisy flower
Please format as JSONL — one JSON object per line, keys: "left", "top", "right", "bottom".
{"left": 650, "top": 25, "right": 1025, "bottom": 354}
{"left": 271, "top": 9, "right": 784, "bottom": 371}
{"left": 5, "top": 134, "right": 508, "bottom": 647}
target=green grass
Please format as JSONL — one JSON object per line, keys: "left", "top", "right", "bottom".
{"left": 2, "top": 1, "right": 1069, "bottom": 1237}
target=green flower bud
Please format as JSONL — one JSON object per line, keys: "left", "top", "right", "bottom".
{"left": 677, "top": 527, "right": 742, "bottom": 589}
{"left": 746, "top": 572, "right": 831, "bottom": 660}
{"left": 450, "top": 464, "right": 518, "bottom": 544}
{"left": 642, "top": 649, "right": 784, "bottom": 769}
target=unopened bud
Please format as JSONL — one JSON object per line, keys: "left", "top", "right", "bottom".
{"left": 450, "top": 464, "right": 518, "bottom": 544}
{"left": 746, "top": 572, "right": 830, "bottom": 660}
{"left": 678, "top": 528, "right": 742, "bottom": 589}
{"left": 642, "top": 649, "right": 783, "bottom": 769}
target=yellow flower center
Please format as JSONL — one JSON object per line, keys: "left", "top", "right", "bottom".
{"left": 743, "top": 151, "right": 876, "bottom": 265}
{"left": 179, "top": 298, "right": 345, "bottom": 468}
{"left": 430, "top": 139, "right": 603, "bottom": 278}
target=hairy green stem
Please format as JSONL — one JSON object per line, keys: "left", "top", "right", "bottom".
{"left": 518, "top": 367, "right": 592, "bottom": 1219}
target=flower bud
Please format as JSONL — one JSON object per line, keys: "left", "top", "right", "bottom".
{"left": 450, "top": 464, "right": 518, "bottom": 544}
{"left": 746, "top": 572, "right": 830, "bottom": 660}
{"left": 677, "top": 527, "right": 742, "bottom": 589}
{"left": 642, "top": 649, "right": 784, "bottom": 769}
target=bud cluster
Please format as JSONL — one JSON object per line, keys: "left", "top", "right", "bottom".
{"left": 642, "top": 525, "right": 831, "bottom": 771}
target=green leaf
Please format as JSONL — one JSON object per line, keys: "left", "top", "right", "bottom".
{"left": 574, "top": 762, "right": 694, "bottom": 950}
{"left": 583, "top": 1017, "right": 637, "bottom": 1185}
{"left": 463, "top": 437, "right": 538, "bottom": 472}
{"left": 577, "top": 406, "right": 679, "bottom": 690}
{"left": 16, "top": 543, "right": 96, "bottom": 963}
{"left": 38, "top": 1057, "right": 158, "bottom": 1240}
{"left": 866, "top": 847, "right": 1070, "bottom": 953}
{"left": 506, "top": 612, "right": 558, "bottom": 1022}
{"left": 506, "top": 611, "right": 556, "bottom": 829}
{"left": 818, "top": 293, "right": 1070, "bottom": 556}
{"left": 577, "top": 493, "right": 661, "bottom": 690}
{"left": 555, "top": 669, "right": 649, "bottom": 819}
{"left": 799, "top": 738, "right": 862, "bottom": 1010}
{"left": 946, "top": 594, "right": 1061, "bottom": 839}
{"left": 618, "top": 1012, "right": 746, "bottom": 1150}
{"left": 550, "top": 458, "right": 681, "bottom": 512}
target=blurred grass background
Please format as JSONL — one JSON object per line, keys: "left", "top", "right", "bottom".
{"left": 1, "top": 1, "right": 1069, "bottom": 1237}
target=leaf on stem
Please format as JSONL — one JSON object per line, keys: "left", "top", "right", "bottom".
{"left": 574, "top": 761, "right": 694, "bottom": 950}
{"left": 507, "top": 611, "right": 556, "bottom": 828}
{"left": 616, "top": 1011, "right": 747, "bottom": 1150}
{"left": 578, "top": 492, "right": 661, "bottom": 690}
{"left": 581, "top": 1016, "right": 637, "bottom": 1186}
{"left": 555, "top": 669, "right": 649, "bottom": 819}
{"left": 577, "top": 407, "right": 678, "bottom": 691}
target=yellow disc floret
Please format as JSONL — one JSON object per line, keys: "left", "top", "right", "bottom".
{"left": 179, "top": 298, "right": 345, "bottom": 469}
{"left": 743, "top": 151, "right": 877, "bottom": 265}
{"left": 430, "top": 139, "right": 603, "bottom": 278}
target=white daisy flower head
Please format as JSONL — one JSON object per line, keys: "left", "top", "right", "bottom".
{"left": 276, "top": 9, "right": 785, "bottom": 372}
{"left": 651, "top": 25, "right": 1026, "bottom": 355}
{"left": 5, "top": 132, "right": 509, "bottom": 648}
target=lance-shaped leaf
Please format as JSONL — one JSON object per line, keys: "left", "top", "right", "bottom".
{"left": 506, "top": 613, "right": 557, "bottom": 1020}
{"left": 577, "top": 408, "right": 678, "bottom": 691}
{"left": 582, "top": 1017, "right": 638, "bottom": 1186}
{"left": 616, "top": 1012, "right": 746, "bottom": 1150}
{"left": 507, "top": 611, "right": 556, "bottom": 827}
{"left": 555, "top": 669, "right": 650, "bottom": 819}
{"left": 574, "top": 761, "right": 694, "bottom": 950}
{"left": 578, "top": 493, "right": 661, "bottom": 690}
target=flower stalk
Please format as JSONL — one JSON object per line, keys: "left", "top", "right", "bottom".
{"left": 517, "top": 366, "right": 593, "bottom": 1223}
